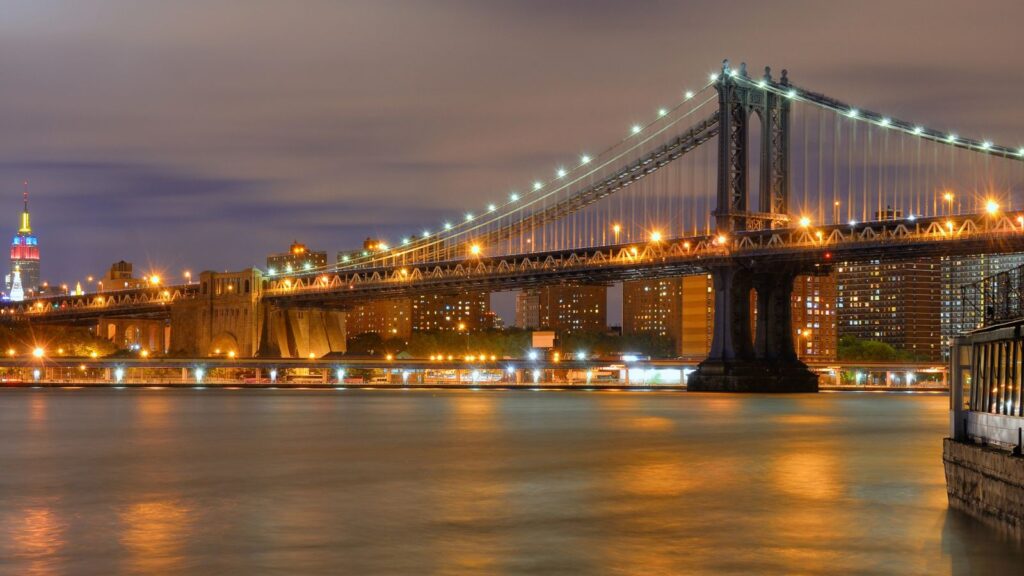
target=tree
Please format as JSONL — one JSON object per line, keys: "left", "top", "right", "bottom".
{"left": 838, "top": 335, "right": 917, "bottom": 362}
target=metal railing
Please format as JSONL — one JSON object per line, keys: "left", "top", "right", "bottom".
{"left": 959, "top": 262, "right": 1024, "bottom": 329}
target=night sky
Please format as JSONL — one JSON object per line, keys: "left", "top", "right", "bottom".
{"left": 2, "top": 1, "right": 1023, "bottom": 323}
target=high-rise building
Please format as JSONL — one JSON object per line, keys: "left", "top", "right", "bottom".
{"left": 940, "top": 253, "right": 1024, "bottom": 357}
{"left": 7, "top": 185, "right": 40, "bottom": 297}
{"left": 836, "top": 258, "right": 942, "bottom": 360}
{"left": 347, "top": 291, "right": 491, "bottom": 338}
{"left": 267, "top": 241, "right": 328, "bottom": 275}
{"left": 516, "top": 284, "right": 606, "bottom": 332}
{"left": 792, "top": 273, "right": 838, "bottom": 361}
{"left": 347, "top": 298, "right": 412, "bottom": 338}
{"left": 515, "top": 289, "right": 541, "bottom": 329}
{"left": 412, "top": 291, "right": 490, "bottom": 332}
{"left": 622, "top": 275, "right": 714, "bottom": 358}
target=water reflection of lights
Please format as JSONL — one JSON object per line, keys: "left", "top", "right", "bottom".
{"left": 119, "top": 498, "right": 192, "bottom": 574}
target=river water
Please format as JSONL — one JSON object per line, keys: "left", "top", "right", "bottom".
{"left": 0, "top": 389, "right": 1020, "bottom": 575}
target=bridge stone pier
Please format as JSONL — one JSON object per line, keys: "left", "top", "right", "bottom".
{"left": 168, "top": 269, "right": 346, "bottom": 358}
{"left": 687, "top": 263, "right": 819, "bottom": 393}
{"left": 258, "top": 306, "right": 347, "bottom": 359}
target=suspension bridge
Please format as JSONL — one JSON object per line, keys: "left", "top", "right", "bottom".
{"left": 5, "top": 59, "right": 1024, "bottom": 392}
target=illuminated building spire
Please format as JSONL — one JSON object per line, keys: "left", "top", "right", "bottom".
{"left": 19, "top": 181, "right": 31, "bottom": 234}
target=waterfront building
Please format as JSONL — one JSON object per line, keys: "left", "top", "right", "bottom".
{"left": 516, "top": 284, "right": 606, "bottom": 333}
{"left": 836, "top": 258, "right": 942, "bottom": 361}
{"left": 7, "top": 186, "right": 40, "bottom": 296}
{"left": 267, "top": 241, "right": 328, "bottom": 275}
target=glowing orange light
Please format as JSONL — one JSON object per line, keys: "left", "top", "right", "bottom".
{"left": 649, "top": 230, "right": 662, "bottom": 243}
{"left": 799, "top": 216, "right": 811, "bottom": 227}
{"left": 986, "top": 200, "right": 1000, "bottom": 215}
{"left": 469, "top": 244, "right": 481, "bottom": 256}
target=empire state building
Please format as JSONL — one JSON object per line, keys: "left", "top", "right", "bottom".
{"left": 7, "top": 183, "right": 40, "bottom": 297}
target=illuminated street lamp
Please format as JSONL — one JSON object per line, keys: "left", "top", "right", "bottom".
{"left": 986, "top": 200, "right": 1000, "bottom": 216}
{"left": 612, "top": 223, "right": 621, "bottom": 243}
{"left": 943, "top": 192, "right": 955, "bottom": 215}
{"left": 796, "top": 329, "right": 811, "bottom": 360}
{"left": 184, "top": 270, "right": 192, "bottom": 284}
{"left": 32, "top": 347, "right": 44, "bottom": 359}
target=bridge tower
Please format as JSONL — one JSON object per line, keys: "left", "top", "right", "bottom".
{"left": 715, "top": 60, "right": 791, "bottom": 232}
{"left": 689, "top": 60, "right": 819, "bottom": 393}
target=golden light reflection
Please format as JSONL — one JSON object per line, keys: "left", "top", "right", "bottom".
{"left": 772, "top": 451, "right": 841, "bottom": 501}
{"left": 119, "top": 499, "right": 192, "bottom": 575}
{"left": 450, "top": 394, "right": 497, "bottom": 433}
{"left": 617, "top": 458, "right": 693, "bottom": 497}
{"left": 436, "top": 394, "right": 506, "bottom": 573}
{"left": 135, "top": 396, "right": 172, "bottom": 429}
{"left": 29, "top": 394, "right": 47, "bottom": 430}
{"left": 8, "top": 501, "right": 66, "bottom": 576}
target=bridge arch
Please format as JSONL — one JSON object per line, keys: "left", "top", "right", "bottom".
{"left": 209, "top": 331, "right": 239, "bottom": 357}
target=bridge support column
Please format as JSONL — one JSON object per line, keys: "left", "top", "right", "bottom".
{"left": 688, "top": 264, "right": 818, "bottom": 393}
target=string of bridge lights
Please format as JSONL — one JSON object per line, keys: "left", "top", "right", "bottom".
{"left": 320, "top": 76, "right": 719, "bottom": 273}
{"left": 722, "top": 66, "right": 1024, "bottom": 159}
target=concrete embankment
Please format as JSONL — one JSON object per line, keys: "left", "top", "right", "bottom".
{"left": 943, "top": 438, "right": 1024, "bottom": 540}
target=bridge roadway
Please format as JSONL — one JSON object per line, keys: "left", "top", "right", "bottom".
{"left": 2, "top": 210, "right": 1023, "bottom": 323}
{"left": 262, "top": 210, "right": 1024, "bottom": 307}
